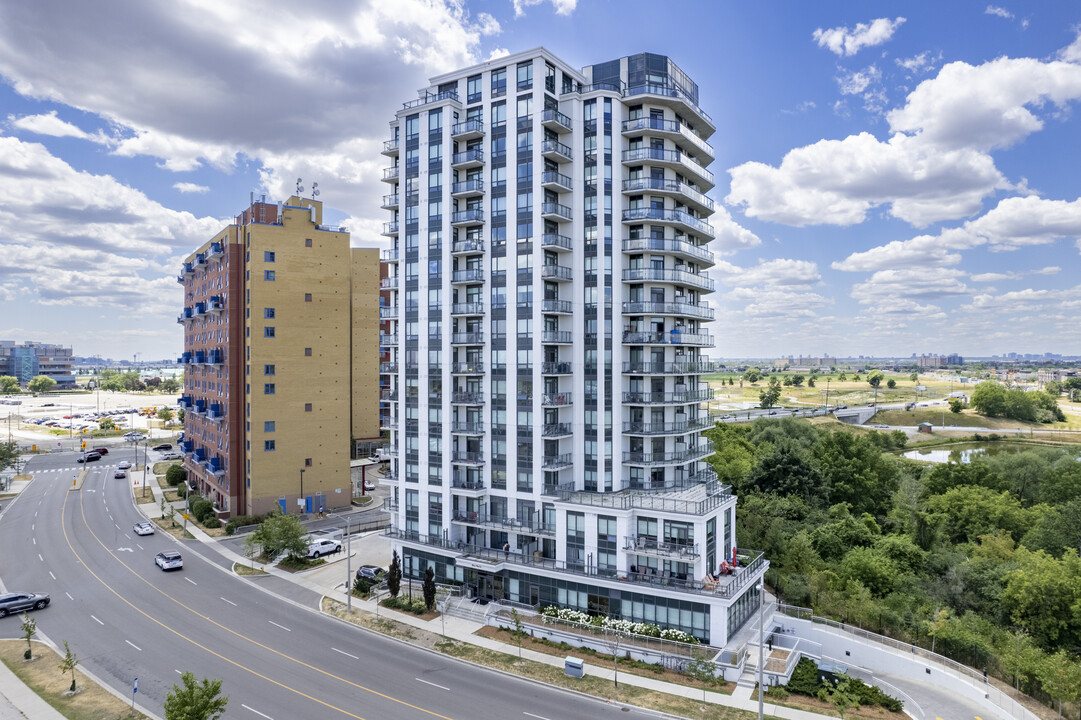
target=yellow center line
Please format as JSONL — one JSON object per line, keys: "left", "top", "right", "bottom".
{"left": 61, "top": 488, "right": 455, "bottom": 720}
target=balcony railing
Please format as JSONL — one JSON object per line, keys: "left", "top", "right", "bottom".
{"left": 451, "top": 178, "right": 485, "bottom": 196}
{"left": 451, "top": 331, "right": 484, "bottom": 345}
{"left": 621, "top": 237, "right": 714, "bottom": 265}
{"left": 540, "top": 108, "right": 572, "bottom": 132}
{"left": 622, "top": 207, "right": 714, "bottom": 237}
{"left": 380, "top": 276, "right": 398, "bottom": 289}
{"left": 383, "top": 166, "right": 399, "bottom": 181}
{"left": 622, "top": 444, "right": 714, "bottom": 465}
{"left": 451, "top": 361, "right": 484, "bottom": 374}
{"left": 540, "top": 202, "right": 572, "bottom": 220}
{"left": 451, "top": 422, "right": 484, "bottom": 435}
{"left": 622, "top": 361, "right": 718, "bottom": 375}
{"left": 540, "top": 264, "right": 572, "bottom": 281}
{"left": 383, "top": 138, "right": 399, "bottom": 153}
{"left": 452, "top": 148, "right": 484, "bottom": 166}
{"left": 541, "top": 330, "right": 572, "bottom": 344}
{"left": 622, "top": 300, "right": 714, "bottom": 321}
{"left": 540, "top": 138, "right": 573, "bottom": 162}
{"left": 541, "top": 299, "right": 572, "bottom": 314}
{"left": 624, "top": 536, "right": 700, "bottom": 559}
{"left": 541, "top": 392, "right": 572, "bottom": 406}
{"left": 451, "top": 208, "right": 485, "bottom": 225}
{"left": 540, "top": 170, "right": 572, "bottom": 192}
{"left": 452, "top": 451, "right": 485, "bottom": 465}
{"left": 379, "top": 334, "right": 398, "bottom": 346}
{"left": 452, "top": 391, "right": 485, "bottom": 404}
{"left": 379, "top": 306, "right": 398, "bottom": 319}
{"left": 451, "top": 269, "right": 484, "bottom": 283}
{"left": 540, "top": 233, "right": 572, "bottom": 251}
{"left": 542, "top": 453, "right": 573, "bottom": 470}
{"left": 451, "top": 119, "right": 485, "bottom": 138}
{"left": 450, "top": 512, "right": 555, "bottom": 535}
{"left": 542, "top": 422, "right": 573, "bottom": 437}
{"left": 620, "top": 116, "right": 713, "bottom": 161}
{"left": 382, "top": 221, "right": 399, "bottom": 235}
{"left": 451, "top": 301, "right": 485, "bottom": 315}
{"left": 621, "top": 177, "right": 713, "bottom": 212}
{"left": 622, "top": 418, "right": 713, "bottom": 435}
{"left": 379, "top": 362, "right": 398, "bottom": 373}
{"left": 622, "top": 389, "right": 714, "bottom": 404}
{"left": 541, "top": 362, "right": 572, "bottom": 375}
{"left": 621, "top": 267, "right": 714, "bottom": 291}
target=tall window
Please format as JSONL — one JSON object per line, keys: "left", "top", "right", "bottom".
{"left": 516, "top": 62, "right": 533, "bottom": 90}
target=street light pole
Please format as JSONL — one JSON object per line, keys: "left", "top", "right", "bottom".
{"left": 346, "top": 514, "right": 352, "bottom": 613}
{"left": 299, "top": 468, "right": 305, "bottom": 515}
{"left": 758, "top": 581, "right": 765, "bottom": 720}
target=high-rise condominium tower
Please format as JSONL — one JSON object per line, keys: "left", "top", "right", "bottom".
{"left": 380, "top": 49, "right": 766, "bottom": 646}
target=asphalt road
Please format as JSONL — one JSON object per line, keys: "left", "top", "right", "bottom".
{"left": 0, "top": 452, "right": 657, "bottom": 720}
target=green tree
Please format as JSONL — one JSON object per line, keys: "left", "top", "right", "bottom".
{"left": 759, "top": 376, "right": 782, "bottom": 409}
{"left": 812, "top": 432, "right": 900, "bottom": 517}
{"left": 163, "top": 672, "right": 229, "bottom": 720}
{"left": 886, "top": 378, "right": 896, "bottom": 389}
{"left": 840, "top": 547, "right": 897, "bottom": 597}
{"left": 970, "top": 381, "right": 1008, "bottom": 416}
{"left": 99, "top": 417, "right": 116, "bottom": 430}
{"left": 387, "top": 550, "right": 402, "bottom": 598}
{"left": 743, "top": 368, "right": 761, "bottom": 384}
{"left": 158, "top": 406, "right": 175, "bottom": 423}
{"left": 817, "top": 676, "right": 861, "bottom": 718}
{"left": 910, "top": 372, "right": 919, "bottom": 382}
{"left": 1036, "top": 650, "right": 1081, "bottom": 717}
{"left": 807, "top": 376, "right": 815, "bottom": 388}
{"left": 57, "top": 641, "right": 79, "bottom": 692}
{"left": 1001, "top": 548, "right": 1081, "bottom": 649}
{"left": 949, "top": 398, "right": 963, "bottom": 414}
{"left": 837, "top": 372, "right": 848, "bottom": 381}
{"left": 705, "top": 423, "right": 755, "bottom": 491}
{"left": 746, "top": 440, "right": 825, "bottom": 503}
{"left": 27, "top": 375, "right": 56, "bottom": 395}
{"left": 1044, "top": 380, "right": 1064, "bottom": 396}
{"left": 867, "top": 370, "right": 884, "bottom": 388}
{"left": 0, "top": 440, "right": 16, "bottom": 473}
{"left": 422, "top": 566, "right": 436, "bottom": 611}
{"left": 166, "top": 464, "right": 187, "bottom": 487}
{"left": 20, "top": 612, "right": 35, "bottom": 660}
{"left": 161, "top": 377, "right": 181, "bottom": 393}
{"left": 250, "top": 511, "right": 307, "bottom": 561}
{"left": 925, "top": 485, "right": 1028, "bottom": 544}
{"left": 792, "top": 374, "right": 805, "bottom": 386}
{"left": 0, "top": 375, "right": 19, "bottom": 393}
{"left": 178, "top": 408, "right": 186, "bottom": 424}
{"left": 783, "top": 375, "right": 793, "bottom": 386}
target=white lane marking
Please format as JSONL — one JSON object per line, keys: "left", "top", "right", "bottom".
{"left": 136, "top": 543, "right": 144, "bottom": 550}
{"left": 114, "top": 523, "right": 121, "bottom": 530}
{"left": 65, "top": 592, "right": 73, "bottom": 600}
{"left": 32, "top": 538, "right": 36, "bottom": 545}
{"left": 33, "top": 511, "right": 37, "bottom": 518}
{"left": 175, "top": 669, "right": 182, "bottom": 675}
{"left": 524, "top": 714, "right": 553, "bottom": 720}
{"left": 416, "top": 678, "right": 450, "bottom": 691}
{"left": 38, "top": 553, "right": 43, "bottom": 562}
{"left": 91, "top": 615, "right": 104, "bottom": 625}
{"left": 242, "top": 704, "right": 274, "bottom": 720}
{"left": 126, "top": 640, "right": 142, "bottom": 651}
{"left": 332, "top": 648, "right": 359, "bottom": 659}
{"left": 49, "top": 571, "right": 56, "bottom": 580}
{"left": 268, "top": 620, "right": 291, "bottom": 632}
{"left": 220, "top": 597, "right": 237, "bottom": 606}
{"left": 185, "top": 578, "right": 197, "bottom": 585}
{"left": 31, "top": 524, "right": 35, "bottom": 531}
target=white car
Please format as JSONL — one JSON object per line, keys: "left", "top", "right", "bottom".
{"left": 306, "top": 539, "right": 342, "bottom": 558}
{"left": 118, "top": 461, "right": 132, "bottom": 470}
{"left": 133, "top": 522, "right": 155, "bottom": 536}
{"left": 363, "top": 480, "right": 376, "bottom": 491}
{"left": 155, "top": 551, "right": 183, "bottom": 570}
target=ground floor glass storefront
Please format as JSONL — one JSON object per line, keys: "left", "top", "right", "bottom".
{"left": 401, "top": 545, "right": 715, "bottom": 643}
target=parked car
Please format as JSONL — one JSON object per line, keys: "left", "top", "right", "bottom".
{"left": 161, "top": 452, "right": 183, "bottom": 460}
{"left": 306, "top": 539, "right": 342, "bottom": 558}
{"left": 874, "top": 424, "right": 890, "bottom": 429}
{"left": 0, "top": 591, "right": 50, "bottom": 618}
{"left": 152, "top": 443, "right": 172, "bottom": 451}
{"left": 363, "top": 480, "right": 376, "bottom": 491}
{"left": 355, "top": 565, "right": 385, "bottom": 581}
{"left": 133, "top": 522, "right": 155, "bottom": 536}
{"left": 77, "top": 452, "right": 102, "bottom": 463}
{"left": 117, "top": 461, "right": 132, "bottom": 470}
{"left": 155, "top": 551, "right": 183, "bottom": 570}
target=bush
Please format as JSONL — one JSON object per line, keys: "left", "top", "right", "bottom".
{"left": 786, "top": 657, "right": 820, "bottom": 696}
{"left": 176, "top": 484, "right": 187, "bottom": 498}
{"left": 225, "top": 512, "right": 274, "bottom": 535}
{"left": 165, "top": 464, "right": 186, "bottom": 487}
{"left": 191, "top": 498, "right": 213, "bottom": 522}
{"left": 383, "top": 596, "right": 427, "bottom": 614}
{"left": 765, "top": 686, "right": 790, "bottom": 700}
{"left": 203, "top": 517, "right": 221, "bottom": 529}
{"left": 353, "top": 577, "right": 374, "bottom": 596}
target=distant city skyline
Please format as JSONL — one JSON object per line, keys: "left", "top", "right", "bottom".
{"left": 0, "top": 1, "right": 1079, "bottom": 358}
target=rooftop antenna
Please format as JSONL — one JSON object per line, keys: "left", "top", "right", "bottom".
{"left": 311, "top": 182, "right": 320, "bottom": 200}
{"left": 296, "top": 177, "right": 304, "bottom": 195}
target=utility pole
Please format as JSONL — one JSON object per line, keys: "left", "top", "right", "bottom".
{"left": 346, "top": 514, "right": 353, "bottom": 612}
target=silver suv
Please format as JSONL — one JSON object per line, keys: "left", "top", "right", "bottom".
{"left": 0, "top": 591, "right": 50, "bottom": 618}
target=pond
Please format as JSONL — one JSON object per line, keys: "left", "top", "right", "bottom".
{"left": 900, "top": 442, "right": 1073, "bottom": 464}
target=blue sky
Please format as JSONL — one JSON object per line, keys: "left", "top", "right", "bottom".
{"left": 1, "top": 0, "right": 1079, "bottom": 360}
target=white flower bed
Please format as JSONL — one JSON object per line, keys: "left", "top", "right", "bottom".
{"left": 539, "top": 605, "right": 699, "bottom": 645}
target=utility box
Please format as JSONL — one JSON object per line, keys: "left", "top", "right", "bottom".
{"left": 564, "top": 656, "right": 584, "bottom": 678}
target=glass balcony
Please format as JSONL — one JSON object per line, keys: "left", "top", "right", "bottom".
{"left": 622, "top": 418, "right": 713, "bottom": 435}
{"left": 541, "top": 362, "right": 572, "bottom": 375}
{"left": 542, "top": 422, "right": 573, "bottom": 437}
{"left": 621, "top": 147, "right": 713, "bottom": 188}
{"left": 540, "top": 170, "right": 572, "bottom": 192}
{"left": 383, "top": 138, "right": 400, "bottom": 155}
{"left": 621, "top": 237, "right": 714, "bottom": 267}
{"left": 542, "top": 392, "right": 573, "bottom": 407}
{"left": 622, "top": 389, "right": 714, "bottom": 404}
{"left": 451, "top": 301, "right": 485, "bottom": 316}
{"left": 382, "top": 221, "right": 399, "bottom": 236}
{"left": 379, "top": 306, "right": 398, "bottom": 319}
{"left": 540, "top": 139, "right": 573, "bottom": 162}
{"left": 451, "top": 178, "right": 485, "bottom": 197}
{"left": 620, "top": 116, "right": 713, "bottom": 164}
{"left": 451, "top": 421, "right": 484, "bottom": 435}
{"left": 542, "top": 453, "right": 573, "bottom": 470}
{"left": 452, "top": 451, "right": 485, "bottom": 465}
{"left": 379, "top": 334, "right": 398, "bottom": 347}
{"left": 451, "top": 331, "right": 484, "bottom": 345}
{"left": 451, "top": 208, "right": 484, "bottom": 226}
{"left": 451, "top": 269, "right": 484, "bottom": 284}
{"left": 621, "top": 177, "right": 713, "bottom": 214}
{"left": 622, "top": 443, "right": 714, "bottom": 466}
{"left": 621, "top": 267, "right": 714, "bottom": 292}
{"left": 540, "top": 264, "right": 572, "bottom": 282}
{"left": 622, "top": 360, "right": 718, "bottom": 374}
{"left": 540, "top": 202, "right": 572, "bottom": 221}
{"left": 452, "top": 391, "right": 485, "bottom": 405}
{"left": 379, "top": 362, "right": 398, "bottom": 373}
{"left": 381, "top": 193, "right": 398, "bottom": 209}
{"left": 382, "top": 166, "right": 399, "bottom": 183}
{"left": 541, "top": 299, "right": 572, "bottom": 314}
{"left": 621, "top": 300, "right": 714, "bottom": 321}
{"left": 541, "top": 108, "right": 572, "bottom": 132}
{"left": 540, "top": 233, "right": 572, "bottom": 252}
{"left": 451, "top": 119, "right": 485, "bottom": 140}
{"left": 541, "top": 330, "right": 572, "bottom": 344}
{"left": 381, "top": 276, "right": 399, "bottom": 289}
{"left": 452, "top": 148, "right": 484, "bottom": 168}
{"left": 452, "top": 361, "right": 484, "bottom": 374}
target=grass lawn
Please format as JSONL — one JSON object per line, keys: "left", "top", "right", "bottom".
{"left": 0, "top": 640, "right": 150, "bottom": 720}
{"left": 153, "top": 461, "right": 180, "bottom": 475}
{"left": 874, "top": 407, "right": 1081, "bottom": 431}
{"left": 233, "top": 562, "right": 269, "bottom": 576}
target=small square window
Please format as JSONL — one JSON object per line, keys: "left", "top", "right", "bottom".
{"left": 305, "top": 238, "right": 313, "bottom": 247}
{"left": 264, "top": 383, "right": 275, "bottom": 395}
{"left": 264, "top": 440, "right": 276, "bottom": 451}
{"left": 305, "top": 403, "right": 312, "bottom": 412}
{"left": 264, "top": 326, "right": 275, "bottom": 338}
{"left": 304, "top": 458, "right": 312, "bottom": 467}
{"left": 264, "top": 307, "right": 275, "bottom": 319}
{"left": 264, "top": 421, "right": 275, "bottom": 432}
{"left": 304, "top": 293, "right": 312, "bottom": 302}
{"left": 264, "top": 364, "right": 275, "bottom": 375}
{"left": 304, "top": 347, "right": 312, "bottom": 357}
{"left": 264, "top": 270, "right": 275, "bottom": 281}
{"left": 264, "top": 251, "right": 275, "bottom": 262}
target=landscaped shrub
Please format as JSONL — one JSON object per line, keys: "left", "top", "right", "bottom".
{"left": 225, "top": 512, "right": 275, "bottom": 535}
{"left": 783, "top": 657, "right": 902, "bottom": 712}
{"left": 785, "top": 657, "right": 820, "bottom": 695}
{"left": 165, "top": 464, "right": 186, "bottom": 487}
{"left": 353, "top": 577, "right": 374, "bottom": 596}
{"left": 383, "top": 596, "right": 427, "bottom": 614}
{"left": 539, "top": 605, "right": 699, "bottom": 644}
{"left": 191, "top": 498, "right": 213, "bottom": 523}
{"left": 203, "top": 517, "right": 221, "bottom": 529}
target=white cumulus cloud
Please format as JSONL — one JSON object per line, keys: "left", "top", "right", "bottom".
{"left": 512, "top": 0, "right": 577, "bottom": 18}
{"left": 985, "top": 6, "right": 1014, "bottom": 19}
{"left": 173, "top": 182, "right": 209, "bottom": 194}
{"left": 813, "top": 17, "right": 906, "bottom": 56}
{"left": 8, "top": 111, "right": 109, "bottom": 143}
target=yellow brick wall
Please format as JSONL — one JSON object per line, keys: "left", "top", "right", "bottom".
{"left": 244, "top": 197, "right": 352, "bottom": 515}
{"left": 351, "top": 248, "right": 381, "bottom": 445}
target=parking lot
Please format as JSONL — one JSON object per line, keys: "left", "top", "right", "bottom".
{"left": 0, "top": 390, "right": 180, "bottom": 448}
